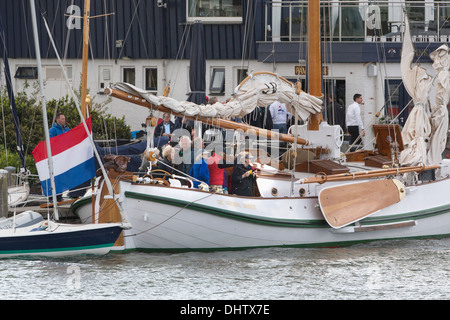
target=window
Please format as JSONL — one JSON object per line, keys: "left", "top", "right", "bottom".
{"left": 187, "top": 0, "right": 242, "bottom": 23}
{"left": 14, "top": 67, "right": 38, "bottom": 79}
{"left": 145, "top": 67, "right": 158, "bottom": 91}
{"left": 236, "top": 68, "right": 248, "bottom": 86}
{"left": 209, "top": 68, "right": 225, "bottom": 94}
{"left": 123, "top": 68, "right": 135, "bottom": 86}
{"left": 46, "top": 66, "right": 72, "bottom": 81}
{"left": 384, "top": 79, "right": 412, "bottom": 127}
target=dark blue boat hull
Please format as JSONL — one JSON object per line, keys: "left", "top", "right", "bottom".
{"left": 0, "top": 225, "right": 123, "bottom": 257}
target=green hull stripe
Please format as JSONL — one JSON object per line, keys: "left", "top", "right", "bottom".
{"left": 109, "top": 233, "right": 450, "bottom": 253}
{"left": 125, "top": 191, "right": 327, "bottom": 228}
{"left": 124, "top": 191, "right": 450, "bottom": 228}
{"left": 70, "top": 196, "right": 92, "bottom": 212}
{"left": 0, "top": 243, "right": 115, "bottom": 256}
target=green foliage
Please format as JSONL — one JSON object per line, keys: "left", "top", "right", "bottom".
{"left": 0, "top": 146, "right": 38, "bottom": 175}
{"left": 0, "top": 81, "right": 132, "bottom": 172}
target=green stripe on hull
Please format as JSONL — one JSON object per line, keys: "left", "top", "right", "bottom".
{"left": 0, "top": 243, "right": 115, "bottom": 256}
{"left": 111, "top": 233, "right": 450, "bottom": 253}
{"left": 125, "top": 191, "right": 450, "bottom": 229}
{"left": 360, "top": 203, "right": 450, "bottom": 225}
{"left": 125, "top": 191, "right": 328, "bottom": 228}
{"left": 70, "top": 196, "right": 92, "bottom": 212}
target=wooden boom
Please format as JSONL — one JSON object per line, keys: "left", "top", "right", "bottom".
{"left": 299, "top": 165, "right": 440, "bottom": 184}
{"left": 104, "top": 87, "right": 310, "bottom": 146}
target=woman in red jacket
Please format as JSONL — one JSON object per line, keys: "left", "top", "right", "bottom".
{"left": 207, "top": 152, "right": 225, "bottom": 193}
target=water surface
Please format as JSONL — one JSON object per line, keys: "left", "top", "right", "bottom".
{"left": 1, "top": 239, "right": 448, "bottom": 300}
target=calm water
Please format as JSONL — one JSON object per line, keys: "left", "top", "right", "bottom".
{"left": 0, "top": 239, "right": 448, "bottom": 301}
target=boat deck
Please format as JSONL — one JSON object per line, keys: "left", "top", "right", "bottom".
{"left": 7, "top": 195, "right": 79, "bottom": 223}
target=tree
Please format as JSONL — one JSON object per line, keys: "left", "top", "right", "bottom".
{"left": 0, "top": 81, "right": 131, "bottom": 173}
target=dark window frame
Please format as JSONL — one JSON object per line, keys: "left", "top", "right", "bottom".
{"left": 209, "top": 68, "right": 225, "bottom": 94}
{"left": 14, "top": 66, "right": 38, "bottom": 79}
{"left": 145, "top": 67, "right": 158, "bottom": 91}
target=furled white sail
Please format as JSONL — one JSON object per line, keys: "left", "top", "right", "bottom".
{"left": 427, "top": 44, "right": 450, "bottom": 166}
{"left": 109, "top": 72, "right": 322, "bottom": 121}
{"left": 399, "top": 15, "right": 433, "bottom": 166}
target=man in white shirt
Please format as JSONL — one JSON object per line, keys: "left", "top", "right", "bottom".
{"left": 269, "top": 101, "right": 291, "bottom": 134}
{"left": 346, "top": 93, "right": 365, "bottom": 144}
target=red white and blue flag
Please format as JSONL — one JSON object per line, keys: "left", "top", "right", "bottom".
{"left": 32, "top": 117, "right": 95, "bottom": 196}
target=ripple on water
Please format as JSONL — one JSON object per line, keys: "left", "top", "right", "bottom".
{"left": 0, "top": 238, "right": 448, "bottom": 299}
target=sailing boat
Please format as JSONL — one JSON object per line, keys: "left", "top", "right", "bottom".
{"left": 0, "top": 0, "right": 129, "bottom": 258}
{"left": 0, "top": 13, "right": 30, "bottom": 207}
{"left": 73, "top": 1, "right": 450, "bottom": 252}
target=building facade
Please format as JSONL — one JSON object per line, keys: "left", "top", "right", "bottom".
{"left": 1, "top": 0, "right": 449, "bottom": 147}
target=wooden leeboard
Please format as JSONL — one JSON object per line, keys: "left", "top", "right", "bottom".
{"left": 97, "top": 170, "right": 125, "bottom": 246}
{"left": 319, "top": 179, "right": 405, "bottom": 229}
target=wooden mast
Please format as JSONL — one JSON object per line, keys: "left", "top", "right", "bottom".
{"left": 80, "top": 0, "right": 90, "bottom": 120}
{"left": 307, "top": 0, "right": 323, "bottom": 131}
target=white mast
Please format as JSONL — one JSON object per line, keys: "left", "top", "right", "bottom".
{"left": 41, "top": 14, "right": 131, "bottom": 229}
{"left": 29, "top": 0, "right": 59, "bottom": 220}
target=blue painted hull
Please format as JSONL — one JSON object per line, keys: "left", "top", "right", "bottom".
{"left": 0, "top": 224, "right": 123, "bottom": 257}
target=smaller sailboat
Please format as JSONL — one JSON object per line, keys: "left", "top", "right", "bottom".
{"left": 0, "top": 211, "right": 123, "bottom": 258}
{"left": 0, "top": 0, "right": 129, "bottom": 258}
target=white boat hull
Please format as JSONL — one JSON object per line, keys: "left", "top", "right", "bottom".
{"left": 73, "top": 171, "right": 450, "bottom": 252}
{"left": 0, "top": 211, "right": 124, "bottom": 258}
{"left": 121, "top": 180, "right": 450, "bottom": 251}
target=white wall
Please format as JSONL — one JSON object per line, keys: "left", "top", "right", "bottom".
{"left": 5, "top": 57, "right": 436, "bottom": 137}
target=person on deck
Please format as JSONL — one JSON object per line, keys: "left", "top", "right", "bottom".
{"left": 154, "top": 113, "right": 175, "bottom": 149}
{"left": 155, "top": 145, "right": 175, "bottom": 175}
{"left": 173, "top": 135, "right": 194, "bottom": 175}
{"left": 326, "top": 94, "right": 346, "bottom": 132}
{"left": 269, "top": 101, "right": 291, "bottom": 134}
{"left": 269, "top": 101, "right": 291, "bottom": 150}
{"left": 48, "top": 113, "right": 70, "bottom": 201}
{"left": 242, "top": 106, "right": 273, "bottom": 130}
{"left": 49, "top": 113, "right": 70, "bottom": 138}
{"left": 207, "top": 151, "right": 225, "bottom": 193}
{"left": 346, "top": 93, "right": 365, "bottom": 145}
{"left": 189, "top": 151, "right": 210, "bottom": 189}
{"left": 230, "top": 153, "right": 256, "bottom": 197}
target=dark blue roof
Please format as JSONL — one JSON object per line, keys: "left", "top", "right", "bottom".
{"left": 2, "top": 0, "right": 442, "bottom": 64}
{"left": 0, "top": 0, "right": 259, "bottom": 60}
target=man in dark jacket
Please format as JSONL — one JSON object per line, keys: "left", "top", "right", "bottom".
{"left": 154, "top": 112, "right": 175, "bottom": 137}
{"left": 325, "top": 94, "right": 346, "bottom": 132}
{"left": 48, "top": 113, "right": 70, "bottom": 201}
{"left": 230, "top": 153, "right": 256, "bottom": 197}
{"left": 154, "top": 112, "right": 175, "bottom": 149}
{"left": 49, "top": 113, "right": 70, "bottom": 138}
{"left": 242, "top": 107, "right": 273, "bottom": 130}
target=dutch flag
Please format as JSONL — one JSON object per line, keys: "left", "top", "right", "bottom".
{"left": 32, "top": 117, "right": 95, "bottom": 196}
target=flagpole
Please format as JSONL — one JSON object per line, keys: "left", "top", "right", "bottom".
{"left": 40, "top": 13, "right": 131, "bottom": 229}
{"left": 29, "top": 0, "right": 59, "bottom": 220}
